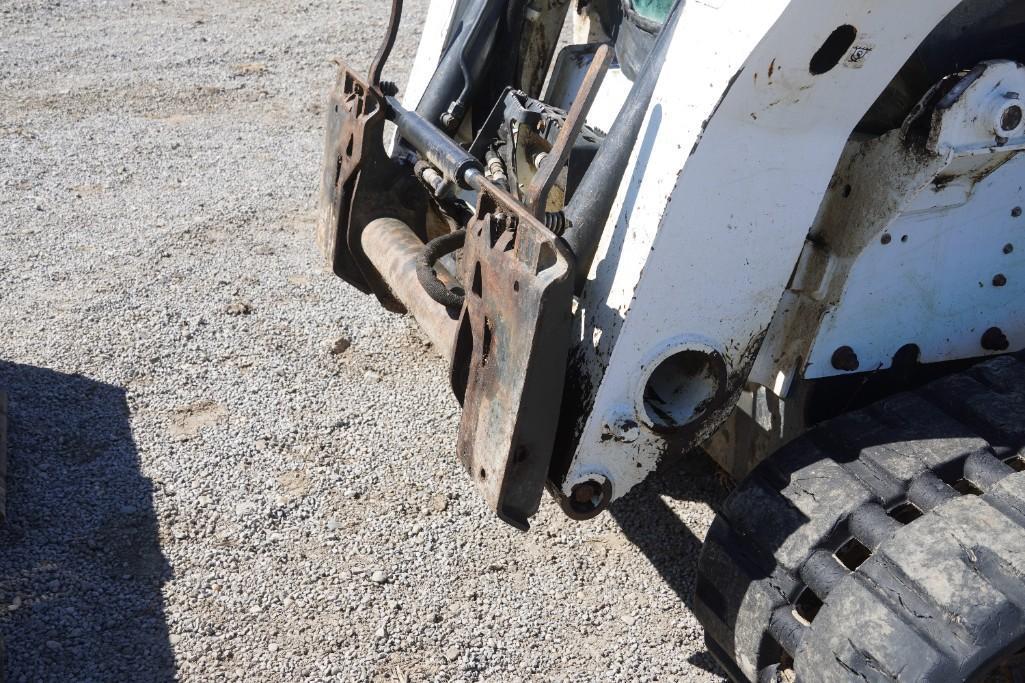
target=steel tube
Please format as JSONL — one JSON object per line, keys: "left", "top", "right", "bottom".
{"left": 361, "top": 218, "right": 460, "bottom": 359}
{"left": 561, "top": 0, "right": 683, "bottom": 292}
{"left": 414, "top": 0, "right": 505, "bottom": 129}
{"left": 388, "top": 96, "right": 484, "bottom": 190}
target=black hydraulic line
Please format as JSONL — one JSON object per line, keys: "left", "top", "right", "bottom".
{"left": 369, "top": 0, "right": 404, "bottom": 89}
{"left": 415, "top": 0, "right": 506, "bottom": 130}
{"left": 416, "top": 230, "right": 467, "bottom": 308}
{"left": 560, "top": 0, "right": 683, "bottom": 293}
{"left": 446, "top": 0, "right": 494, "bottom": 126}
{"left": 387, "top": 95, "right": 484, "bottom": 190}
{"left": 389, "top": 101, "right": 572, "bottom": 241}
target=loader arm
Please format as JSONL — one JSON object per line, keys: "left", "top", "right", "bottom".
{"left": 316, "top": 0, "right": 1024, "bottom": 526}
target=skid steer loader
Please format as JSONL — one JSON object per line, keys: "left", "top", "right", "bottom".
{"left": 315, "top": 0, "right": 1025, "bottom": 679}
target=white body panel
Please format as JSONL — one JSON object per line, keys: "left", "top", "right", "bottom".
{"left": 807, "top": 155, "right": 1025, "bottom": 377}
{"left": 399, "top": 0, "right": 1024, "bottom": 506}
{"left": 561, "top": 0, "right": 963, "bottom": 500}
{"left": 750, "top": 60, "right": 1025, "bottom": 394}
{"left": 805, "top": 63, "right": 1025, "bottom": 378}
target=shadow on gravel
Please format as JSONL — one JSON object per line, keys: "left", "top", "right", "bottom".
{"left": 0, "top": 361, "right": 174, "bottom": 682}
{"left": 609, "top": 454, "right": 729, "bottom": 679}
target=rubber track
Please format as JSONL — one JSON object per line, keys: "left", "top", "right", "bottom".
{"left": 694, "top": 355, "right": 1025, "bottom": 682}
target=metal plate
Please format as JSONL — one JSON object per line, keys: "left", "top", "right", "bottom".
{"left": 449, "top": 179, "right": 574, "bottom": 529}
{"left": 804, "top": 62, "right": 1025, "bottom": 378}
{"left": 316, "top": 67, "right": 382, "bottom": 292}
{"left": 557, "top": 0, "right": 963, "bottom": 504}
{"left": 316, "top": 64, "right": 428, "bottom": 311}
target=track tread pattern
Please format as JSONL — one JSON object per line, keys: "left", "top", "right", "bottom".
{"left": 694, "top": 356, "right": 1025, "bottom": 682}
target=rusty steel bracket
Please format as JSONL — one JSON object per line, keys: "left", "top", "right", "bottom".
{"left": 316, "top": 64, "right": 428, "bottom": 312}
{"left": 450, "top": 178, "right": 575, "bottom": 530}
{"left": 522, "top": 43, "right": 612, "bottom": 217}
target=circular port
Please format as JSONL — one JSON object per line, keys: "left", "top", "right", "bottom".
{"left": 1001, "top": 105, "right": 1023, "bottom": 133}
{"left": 640, "top": 345, "right": 725, "bottom": 431}
{"left": 560, "top": 476, "right": 613, "bottom": 520}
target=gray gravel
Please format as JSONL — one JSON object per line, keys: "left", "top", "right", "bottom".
{"left": 0, "top": 1, "right": 727, "bottom": 680}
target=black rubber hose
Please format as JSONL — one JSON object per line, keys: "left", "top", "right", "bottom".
{"left": 415, "top": 0, "right": 504, "bottom": 129}
{"left": 416, "top": 230, "right": 466, "bottom": 308}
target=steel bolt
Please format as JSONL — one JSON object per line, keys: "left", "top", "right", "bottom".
{"left": 981, "top": 327, "right": 1010, "bottom": 352}
{"left": 439, "top": 111, "right": 458, "bottom": 132}
{"left": 831, "top": 345, "right": 859, "bottom": 372}
{"left": 562, "top": 476, "right": 613, "bottom": 520}
{"left": 1001, "top": 105, "right": 1023, "bottom": 133}
{"left": 420, "top": 166, "right": 446, "bottom": 195}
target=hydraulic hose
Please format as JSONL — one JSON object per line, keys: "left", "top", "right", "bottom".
{"left": 416, "top": 230, "right": 466, "bottom": 309}
{"left": 415, "top": 0, "right": 506, "bottom": 130}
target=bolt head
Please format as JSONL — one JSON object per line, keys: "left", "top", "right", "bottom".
{"left": 981, "top": 327, "right": 1010, "bottom": 352}
{"left": 831, "top": 345, "right": 860, "bottom": 372}
{"left": 1001, "top": 105, "right": 1023, "bottom": 133}
{"left": 562, "top": 476, "right": 613, "bottom": 520}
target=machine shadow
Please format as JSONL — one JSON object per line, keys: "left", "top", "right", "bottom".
{"left": 609, "top": 452, "right": 730, "bottom": 678}
{"left": 0, "top": 361, "right": 174, "bottom": 681}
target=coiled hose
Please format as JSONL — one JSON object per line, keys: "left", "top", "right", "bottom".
{"left": 416, "top": 230, "right": 466, "bottom": 308}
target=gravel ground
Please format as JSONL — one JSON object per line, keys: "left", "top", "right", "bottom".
{"left": 0, "top": 1, "right": 728, "bottom": 680}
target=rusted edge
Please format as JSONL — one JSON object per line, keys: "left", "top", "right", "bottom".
{"left": 523, "top": 43, "right": 613, "bottom": 217}
{"left": 316, "top": 62, "right": 429, "bottom": 311}
{"left": 451, "top": 178, "right": 575, "bottom": 529}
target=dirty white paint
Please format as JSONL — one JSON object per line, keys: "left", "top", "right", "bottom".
{"left": 803, "top": 61, "right": 1025, "bottom": 378}
{"left": 708, "top": 62, "right": 1025, "bottom": 480}
{"left": 562, "top": 0, "right": 963, "bottom": 501}
{"left": 581, "top": 67, "right": 633, "bottom": 135}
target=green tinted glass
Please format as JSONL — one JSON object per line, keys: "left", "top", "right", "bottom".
{"left": 630, "top": 0, "right": 673, "bottom": 23}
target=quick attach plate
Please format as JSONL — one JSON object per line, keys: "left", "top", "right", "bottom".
{"left": 316, "top": 64, "right": 427, "bottom": 311}
{"left": 450, "top": 179, "right": 575, "bottom": 530}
